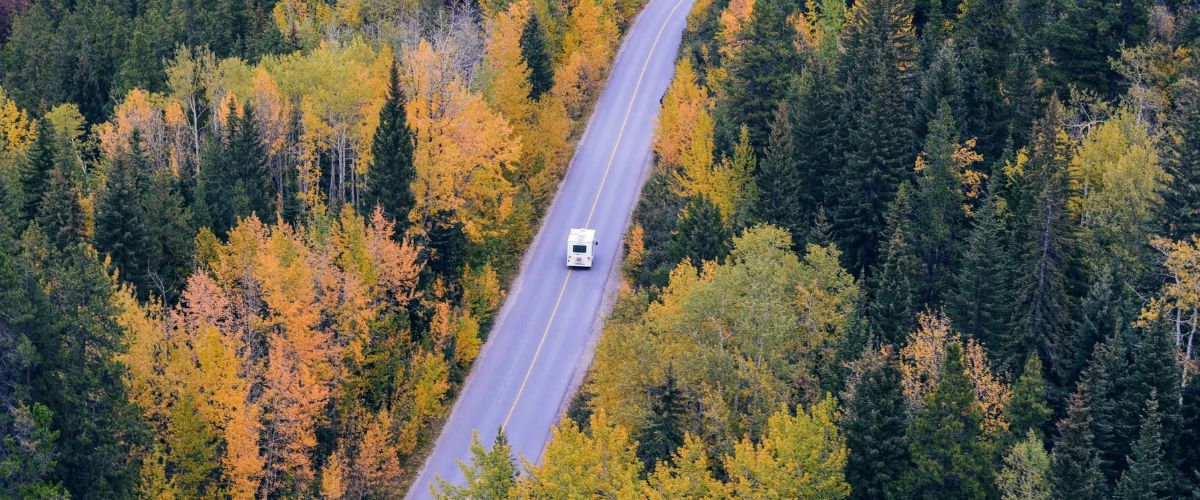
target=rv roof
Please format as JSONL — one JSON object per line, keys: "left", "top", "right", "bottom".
{"left": 568, "top": 228, "right": 595, "bottom": 244}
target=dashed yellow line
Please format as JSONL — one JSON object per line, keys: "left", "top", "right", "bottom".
{"left": 500, "top": 0, "right": 690, "bottom": 431}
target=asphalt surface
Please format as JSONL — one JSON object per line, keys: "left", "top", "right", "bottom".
{"left": 406, "top": 0, "right": 692, "bottom": 496}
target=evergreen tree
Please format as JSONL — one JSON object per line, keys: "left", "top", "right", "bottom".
{"left": 1164, "top": 83, "right": 1200, "bottom": 239}
{"left": 835, "top": 0, "right": 918, "bottom": 272}
{"left": 790, "top": 60, "right": 841, "bottom": 222}
{"left": 199, "top": 117, "right": 240, "bottom": 236}
{"left": 519, "top": 12, "right": 554, "bottom": 101}
{"left": 425, "top": 213, "right": 468, "bottom": 285}
{"left": 436, "top": 430, "right": 517, "bottom": 499}
{"left": 843, "top": 349, "right": 909, "bottom": 500}
{"left": 948, "top": 186, "right": 1014, "bottom": 357}
{"left": 35, "top": 163, "right": 86, "bottom": 249}
{"left": 720, "top": 0, "right": 799, "bottom": 150}
{"left": 1006, "top": 355, "right": 1051, "bottom": 440}
{"left": 1041, "top": 0, "right": 1151, "bottom": 97}
{"left": 20, "top": 118, "right": 57, "bottom": 224}
{"left": 1113, "top": 394, "right": 1171, "bottom": 499}
{"left": 996, "top": 430, "right": 1052, "bottom": 500}
{"left": 670, "top": 195, "right": 731, "bottom": 269}
{"left": 364, "top": 61, "right": 417, "bottom": 232}
{"left": 754, "top": 104, "right": 802, "bottom": 242}
{"left": 913, "top": 101, "right": 965, "bottom": 306}
{"left": 1049, "top": 392, "right": 1106, "bottom": 500}
{"left": 142, "top": 170, "right": 194, "bottom": 300}
{"left": 636, "top": 367, "right": 686, "bottom": 470}
{"left": 808, "top": 206, "right": 835, "bottom": 248}
{"left": 33, "top": 243, "right": 148, "bottom": 497}
{"left": 1008, "top": 99, "right": 1074, "bottom": 378}
{"left": 0, "top": 403, "right": 67, "bottom": 498}
{"left": 867, "top": 183, "right": 919, "bottom": 346}
{"left": 1178, "top": 381, "right": 1200, "bottom": 491}
{"left": 95, "top": 133, "right": 152, "bottom": 293}
{"left": 1068, "top": 267, "right": 1127, "bottom": 384}
{"left": 898, "top": 342, "right": 994, "bottom": 498}
{"left": 229, "top": 103, "right": 272, "bottom": 220}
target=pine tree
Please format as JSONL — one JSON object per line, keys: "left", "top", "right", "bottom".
{"left": 867, "top": 183, "right": 919, "bottom": 346}
{"left": 843, "top": 349, "right": 909, "bottom": 500}
{"left": 670, "top": 195, "right": 731, "bottom": 269}
{"left": 364, "top": 61, "right": 417, "bottom": 233}
{"left": 948, "top": 186, "right": 1014, "bottom": 357}
{"left": 636, "top": 367, "right": 687, "bottom": 471}
{"left": 20, "top": 118, "right": 57, "bottom": 224}
{"left": 1113, "top": 394, "right": 1171, "bottom": 499}
{"left": 1049, "top": 392, "right": 1106, "bottom": 500}
{"left": 720, "top": 0, "right": 799, "bottom": 150}
{"left": 1006, "top": 355, "right": 1051, "bottom": 440}
{"left": 95, "top": 132, "right": 152, "bottom": 293}
{"left": 835, "top": 0, "right": 918, "bottom": 272}
{"left": 754, "top": 104, "right": 802, "bottom": 242}
{"left": 898, "top": 342, "right": 993, "bottom": 499}
{"left": 519, "top": 12, "right": 554, "bottom": 101}
{"left": 436, "top": 430, "right": 517, "bottom": 499}
{"left": 914, "top": 101, "right": 965, "bottom": 306}
{"left": 790, "top": 60, "right": 841, "bottom": 223}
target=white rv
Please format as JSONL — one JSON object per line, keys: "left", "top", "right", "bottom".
{"left": 567, "top": 228, "right": 596, "bottom": 268}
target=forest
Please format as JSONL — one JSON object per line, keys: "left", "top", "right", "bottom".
{"left": 1, "top": 0, "right": 1199, "bottom": 498}
{"left": 0, "top": 0, "right": 637, "bottom": 496}
{"left": 444, "top": 0, "right": 1200, "bottom": 498}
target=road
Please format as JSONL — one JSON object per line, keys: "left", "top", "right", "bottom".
{"left": 406, "top": 0, "right": 692, "bottom": 496}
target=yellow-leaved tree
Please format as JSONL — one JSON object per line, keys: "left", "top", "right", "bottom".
{"left": 517, "top": 410, "right": 644, "bottom": 497}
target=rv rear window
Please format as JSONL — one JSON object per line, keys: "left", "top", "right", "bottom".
{"left": 572, "top": 244, "right": 588, "bottom": 254}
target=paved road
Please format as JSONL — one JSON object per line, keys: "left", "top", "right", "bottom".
{"left": 406, "top": 0, "right": 692, "bottom": 496}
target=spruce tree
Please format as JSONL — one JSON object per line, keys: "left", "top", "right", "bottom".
{"left": 913, "top": 101, "right": 965, "bottom": 307}
{"left": 1006, "top": 355, "right": 1051, "bottom": 440}
{"left": 1178, "top": 381, "right": 1200, "bottom": 491}
{"left": 519, "top": 12, "right": 553, "bottom": 101}
{"left": 720, "top": 0, "right": 799, "bottom": 150}
{"left": 34, "top": 243, "right": 148, "bottom": 497}
{"left": 1008, "top": 99, "right": 1074, "bottom": 378}
{"left": 754, "top": 104, "right": 802, "bottom": 242}
{"left": 230, "top": 103, "right": 272, "bottom": 220}
{"left": 835, "top": 0, "right": 918, "bottom": 272}
{"left": 1049, "top": 392, "right": 1106, "bottom": 500}
{"left": 20, "top": 118, "right": 57, "bottom": 224}
{"left": 1068, "top": 267, "right": 1127, "bottom": 384}
{"left": 142, "top": 170, "right": 194, "bottom": 300}
{"left": 843, "top": 349, "right": 909, "bottom": 500}
{"left": 636, "top": 368, "right": 686, "bottom": 470}
{"left": 95, "top": 133, "right": 152, "bottom": 293}
{"left": 1041, "top": 0, "right": 1151, "bottom": 97}
{"left": 364, "top": 61, "right": 417, "bottom": 232}
{"left": 867, "top": 183, "right": 919, "bottom": 346}
{"left": 1113, "top": 394, "right": 1171, "bottom": 499}
{"left": 790, "top": 60, "right": 841, "bottom": 222}
{"left": 898, "top": 342, "right": 993, "bottom": 498}
{"left": 1164, "top": 84, "right": 1200, "bottom": 239}
{"left": 437, "top": 430, "right": 517, "bottom": 499}
{"left": 670, "top": 195, "right": 731, "bottom": 269}
{"left": 948, "top": 186, "right": 1014, "bottom": 357}
{"left": 199, "top": 118, "right": 238, "bottom": 236}
{"left": 35, "top": 163, "right": 86, "bottom": 249}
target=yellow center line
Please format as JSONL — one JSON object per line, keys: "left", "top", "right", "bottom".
{"left": 501, "top": 0, "right": 689, "bottom": 431}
